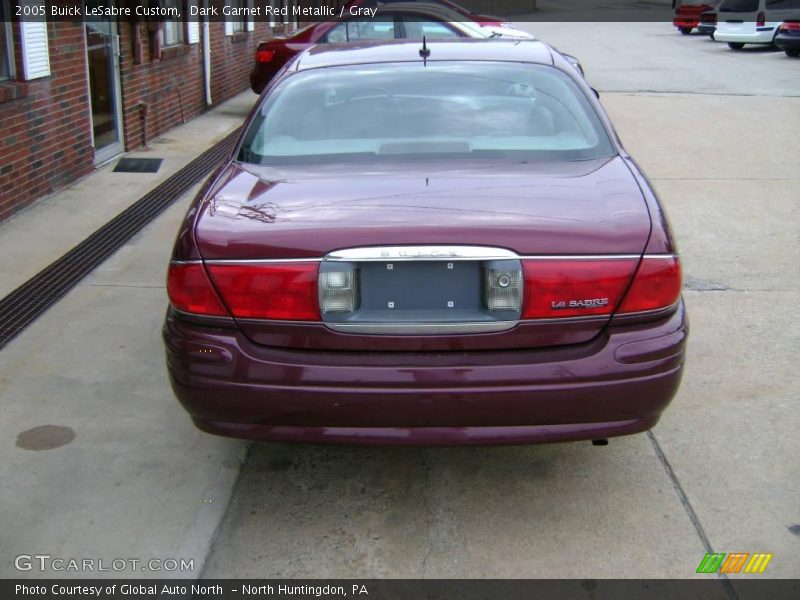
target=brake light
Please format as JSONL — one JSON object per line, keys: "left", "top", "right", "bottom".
{"left": 167, "top": 263, "right": 228, "bottom": 317}
{"left": 206, "top": 263, "right": 319, "bottom": 320}
{"left": 255, "top": 49, "right": 275, "bottom": 63}
{"left": 780, "top": 21, "right": 800, "bottom": 32}
{"left": 757, "top": 11, "right": 765, "bottom": 26}
{"left": 618, "top": 257, "right": 682, "bottom": 314}
{"left": 521, "top": 259, "right": 638, "bottom": 319}
{"left": 520, "top": 256, "right": 681, "bottom": 320}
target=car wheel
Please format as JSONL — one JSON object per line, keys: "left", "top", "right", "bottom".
{"left": 680, "top": 27, "right": 692, "bottom": 35}
{"left": 787, "top": 49, "right": 800, "bottom": 57}
{"left": 728, "top": 42, "right": 745, "bottom": 50}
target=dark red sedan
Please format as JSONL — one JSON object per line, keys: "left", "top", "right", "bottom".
{"left": 249, "top": 2, "right": 531, "bottom": 94}
{"left": 775, "top": 21, "right": 800, "bottom": 57}
{"left": 165, "top": 40, "right": 687, "bottom": 446}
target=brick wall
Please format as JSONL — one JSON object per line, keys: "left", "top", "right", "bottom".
{"left": 118, "top": 21, "right": 206, "bottom": 150}
{"left": 0, "top": 21, "right": 94, "bottom": 222}
{"left": 0, "top": 17, "right": 280, "bottom": 223}
{"left": 209, "top": 21, "right": 276, "bottom": 106}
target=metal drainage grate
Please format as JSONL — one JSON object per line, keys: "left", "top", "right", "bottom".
{"left": 0, "top": 128, "right": 241, "bottom": 350}
{"left": 113, "top": 157, "right": 164, "bottom": 173}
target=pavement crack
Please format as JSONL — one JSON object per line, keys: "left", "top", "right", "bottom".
{"left": 198, "top": 442, "right": 252, "bottom": 579}
{"left": 647, "top": 431, "right": 739, "bottom": 600}
{"left": 420, "top": 451, "right": 435, "bottom": 576}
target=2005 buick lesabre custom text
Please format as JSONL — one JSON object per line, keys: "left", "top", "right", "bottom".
{"left": 163, "top": 40, "right": 688, "bottom": 446}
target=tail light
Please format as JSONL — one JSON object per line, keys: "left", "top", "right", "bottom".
{"left": 521, "top": 259, "right": 637, "bottom": 319}
{"left": 169, "top": 261, "right": 319, "bottom": 320}
{"left": 780, "top": 21, "right": 800, "bottom": 32}
{"left": 255, "top": 48, "right": 275, "bottom": 63}
{"left": 205, "top": 263, "right": 319, "bottom": 320}
{"left": 618, "top": 257, "right": 682, "bottom": 314}
{"left": 520, "top": 256, "right": 681, "bottom": 320}
{"left": 167, "top": 263, "right": 228, "bottom": 317}
{"left": 701, "top": 13, "right": 717, "bottom": 24}
{"left": 757, "top": 11, "right": 765, "bottom": 26}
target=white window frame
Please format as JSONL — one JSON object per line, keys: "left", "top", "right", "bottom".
{"left": 159, "top": 0, "right": 185, "bottom": 47}
{"left": 228, "top": 0, "right": 247, "bottom": 33}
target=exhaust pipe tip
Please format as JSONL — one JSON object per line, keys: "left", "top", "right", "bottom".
{"left": 591, "top": 439, "right": 609, "bottom": 446}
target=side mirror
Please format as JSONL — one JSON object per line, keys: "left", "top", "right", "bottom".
{"left": 561, "top": 53, "right": 585, "bottom": 78}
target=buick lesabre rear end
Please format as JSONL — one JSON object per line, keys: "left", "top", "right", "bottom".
{"left": 163, "top": 40, "right": 687, "bottom": 446}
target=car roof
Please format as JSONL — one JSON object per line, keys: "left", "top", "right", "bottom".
{"left": 294, "top": 39, "right": 554, "bottom": 71}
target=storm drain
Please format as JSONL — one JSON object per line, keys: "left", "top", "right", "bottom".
{"left": 0, "top": 128, "right": 241, "bottom": 350}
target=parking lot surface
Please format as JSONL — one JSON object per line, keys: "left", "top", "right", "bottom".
{"left": 1, "top": 22, "right": 798, "bottom": 584}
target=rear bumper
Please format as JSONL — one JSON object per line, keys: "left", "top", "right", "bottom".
{"left": 714, "top": 26, "right": 777, "bottom": 44}
{"left": 775, "top": 34, "right": 800, "bottom": 51}
{"left": 674, "top": 18, "right": 700, "bottom": 29}
{"left": 163, "top": 302, "right": 688, "bottom": 446}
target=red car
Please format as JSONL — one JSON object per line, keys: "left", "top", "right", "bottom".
{"left": 249, "top": 2, "right": 527, "bottom": 94}
{"left": 165, "top": 40, "right": 687, "bottom": 446}
{"left": 775, "top": 21, "right": 800, "bottom": 57}
{"left": 673, "top": 0, "right": 722, "bottom": 34}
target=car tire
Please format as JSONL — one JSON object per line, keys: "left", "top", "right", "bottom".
{"left": 786, "top": 49, "right": 800, "bottom": 57}
{"left": 727, "top": 42, "right": 745, "bottom": 50}
{"left": 680, "top": 27, "right": 692, "bottom": 35}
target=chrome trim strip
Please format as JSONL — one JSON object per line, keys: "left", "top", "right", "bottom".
{"left": 174, "top": 253, "right": 676, "bottom": 265}
{"left": 521, "top": 314, "right": 614, "bottom": 325}
{"left": 519, "top": 254, "right": 640, "bottom": 261}
{"left": 612, "top": 301, "right": 681, "bottom": 320}
{"left": 202, "top": 258, "right": 322, "bottom": 265}
{"left": 325, "top": 246, "right": 519, "bottom": 262}
{"left": 519, "top": 254, "right": 676, "bottom": 260}
{"left": 324, "top": 321, "right": 518, "bottom": 335}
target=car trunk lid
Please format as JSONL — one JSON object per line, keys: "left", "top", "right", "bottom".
{"left": 194, "top": 157, "right": 653, "bottom": 351}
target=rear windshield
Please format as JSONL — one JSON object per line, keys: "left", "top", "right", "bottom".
{"left": 719, "top": 0, "right": 759, "bottom": 12}
{"left": 238, "top": 62, "right": 614, "bottom": 165}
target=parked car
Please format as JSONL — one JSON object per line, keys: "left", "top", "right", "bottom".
{"left": 673, "top": 0, "right": 722, "bottom": 34}
{"left": 714, "top": 0, "right": 800, "bottom": 49}
{"left": 165, "top": 39, "right": 687, "bottom": 446}
{"left": 349, "top": 0, "right": 515, "bottom": 28}
{"left": 697, "top": 9, "right": 719, "bottom": 36}
{"left": 250, "top": 3, "right": 533, "bottom": 94}
{"left": 775, "top": 19, "right": 800, "bottom": 55}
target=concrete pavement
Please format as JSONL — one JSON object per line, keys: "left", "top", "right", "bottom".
{"left": 0, "top": 92, "right": 256, "bottom": 579}
{"left": 0, "top": 92, "right": 254, "bottom": 299}
{"left": 1, "top": 23, "right": 798, "bottom": 584}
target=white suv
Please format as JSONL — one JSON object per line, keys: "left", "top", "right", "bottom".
{"left": 714, "top": 0, "right": 800, "bottom": 49}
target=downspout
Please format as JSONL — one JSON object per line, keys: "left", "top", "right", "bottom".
{"left": 202, "top": 2, "right": 212, "bottom": 106}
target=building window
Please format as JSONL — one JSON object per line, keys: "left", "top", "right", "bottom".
{"left": 229, "top": 0, "right": 246, "bottom": 33}
{"left": 160, "top": 0, "right": 185, "bottom": 47}
{"left": 1, "top": 1, "right": 14, "bottom": 80}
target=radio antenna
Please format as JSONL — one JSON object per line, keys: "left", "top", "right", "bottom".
{"left": 419, "top": 36, "right": 430, "bottom": 65}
